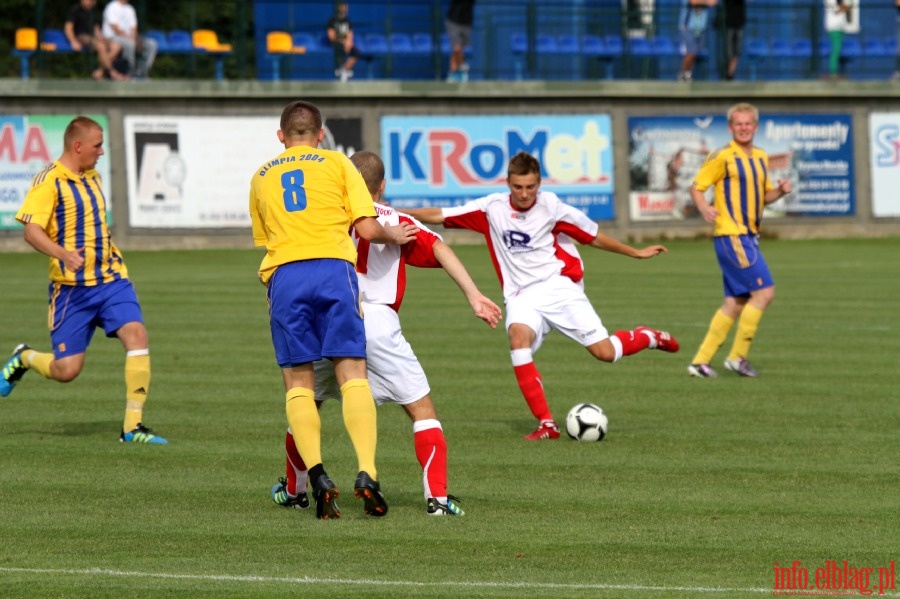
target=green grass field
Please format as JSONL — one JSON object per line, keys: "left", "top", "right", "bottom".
{"left": 1, "top": 238, "right": 898, "bottom": 598}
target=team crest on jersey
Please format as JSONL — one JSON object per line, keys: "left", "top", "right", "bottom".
{"left": 502, "top": 230, "right": 532, "bottom": 252}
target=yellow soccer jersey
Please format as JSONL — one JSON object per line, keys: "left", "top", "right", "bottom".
{"left": 16, "top": 161, "right": 128, "bottom": 286}
{"left": 693, "top": 140, "right": 774, "bottom": 237}
{"left": 249, "top": 145, "right": 376, "bottom": 285}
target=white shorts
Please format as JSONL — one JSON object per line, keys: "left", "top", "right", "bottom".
{"left": 314, "top": 302, "right": 430, "bottom": 406}
{"left": 505, "top": 275, "right": 608, "bottom": 352}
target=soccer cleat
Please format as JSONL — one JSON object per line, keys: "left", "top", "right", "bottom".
{"left": 119, "top": 423, "right": 168, "bottom": 444}
{"left": 688, "top": 363, "right": 718, "bottom": 378}
{"left": 271, "top": 477, "right": 310, "bottom": 510}
{"left": 312, "top": 474, "right": 340, "bottom": 520}
{"left": 426, "top": 495, "right": 465, "bottom": 516}
{"left": 724, "top": 357, "right": 758, "bottom": 378}
{"left": 0, "top": 344, "right": 31, "bottom": 397}
{"left": 524, "top": 420, "right": 560, "bottom": 440}
{"left": 354, "top": 471, "right": 388, "bottom": 517}
{"left": 635, "top": 326, "right": 680, "bottom": 353}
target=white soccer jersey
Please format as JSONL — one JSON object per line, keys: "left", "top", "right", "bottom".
{"left": 353, "top": 202, "right": 442, "bottom": 311}
{"left": 313, "top": 203, "right": 441, "bottom": 405}
{"left": 442, "top": 191, "right": 599, "bottom": 300}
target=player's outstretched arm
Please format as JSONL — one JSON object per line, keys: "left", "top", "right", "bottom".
{"left": 589, "top": 232, "right": 668, "bottom": 260}
{"left": 433, "top": 240, "right": 502, "bottom": 329}
{"left": 397, "top": 207, "right": 445, "bottom": 225}
{"left": 354, "top": 216, "right": 418, "bottom": 245}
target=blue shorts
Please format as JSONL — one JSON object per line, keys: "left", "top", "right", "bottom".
{"left": 49, "top": 278, "right": 144, "bottom": 359}
{"left": 714, "top": 235, "right": 774, "bottom": 298}
{"left": 680, "top": 29, "right": 705, "bottom": 55}
{"left": 267, "top": 259, "right": 365, "bottom": 368}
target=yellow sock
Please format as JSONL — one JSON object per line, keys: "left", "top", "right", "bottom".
{"left": 21, "top": 349, "right": 53, "bottom": 379}
{"left": 285, "top": 387, "right": 321, "bottom": 468}
{"left": 123, "top": 350, "right": 151, "bottom": 432}
{"left": 692, "top": 309, "right": 735, "bottom": 365}
{"left": 341, "top": 378, "right": 377, "bottom": 479}
{"left": 728, "top": 304, "right": 763, "bottom": 361}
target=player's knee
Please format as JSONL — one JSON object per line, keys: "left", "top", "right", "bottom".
{"left": 587, "top": 342, "right": 615, "bottom": 363}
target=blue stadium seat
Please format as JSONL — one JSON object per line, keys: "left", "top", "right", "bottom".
{"left": 629, "top": 37, "right": 653, "bottom": 58}
{"left": 389, "top": 33, "right": 415, "bottom": 54}
{"left": 604, "top": 35, "right": 623, "bottom": 57}
{"left": 535, "top": 34, "right": 558, "bottom": 54}
{"left": 768, "top": 39, "right": 791, "bottom": 58}
{"left": 167, "top": 30, "right": 194, "bottom": 52}
{"left": 583, "top": 35, "right": 617, "bottom": 79}
{"left": 511, "top": 32, "right": 527, "bottom": 54}
{"left": 361, "top": 33, "right": 389, "bottom": 56}
{"left": 146, "top": 29, "right": 169, "bottom": 52}
{"left": 885, "top": 37, "right": 898, "bottom": 56}
{"left": 557, "top": 34, "right": 579, "bottom": 54}
{"left": 841, "top": 37, "right": 862, "bottom": 59}
{"left": 292, "top": 32, "right": 329, "bottom": 54}
{"left": 42, "top": 29, "right": 72, "bottom": 52}
{"left": 745, "top": 38, "right": 768, "bottom": 80}
{"left": 863, "top": 38, "right": 887, "bottom": 57}
{"left": 412, "top": 33, "right": 433, "bottom": 54}
{"left": 650, "top": 36, "right": 676, "bottom": 57}
{"left": 791, "top": 39, "right": 813, "bottom": 58}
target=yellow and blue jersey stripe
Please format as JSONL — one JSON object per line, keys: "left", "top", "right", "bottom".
{"left": 17, "top": 161, "right": 128, "bottom": 286}
{"left": 693, "top": 140, "right": 774, "bottom": 237}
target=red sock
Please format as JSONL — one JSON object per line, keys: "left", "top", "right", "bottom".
{"left": 613, "top": 329, "right": 652, "bottom": 356}
{"left": 513, "top": 362, "right": 553, "bottom": 422}
{"left": 285, "top": 430, "right": 308, "bottom": 496}
{"left": 413, "top": 421, "right": 447, "bottom": 499}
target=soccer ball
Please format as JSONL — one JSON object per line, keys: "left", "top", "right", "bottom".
{"left": 565, "top": 403, "right": 608, "bottom": 442}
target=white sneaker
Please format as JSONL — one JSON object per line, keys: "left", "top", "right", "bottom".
{"left": 339, "top": 68, "right": 353, "bottom": 83}
{"left": 723, "top": 357, "right": 758, "bottom": 378}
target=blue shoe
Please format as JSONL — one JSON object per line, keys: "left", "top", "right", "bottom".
{"left": 354, "top": 470, "right": 388, "bottom": 517}
{"left": 271, "top": 477, "right": 310, "bottom": 509}
{"left": 0, "top": 344, "right": 31, "bottom": 398}
{"left": 426, "top": 495, "right": 465, "bottom": 516}
{"left": 120, "top": 423, "right": 168, "bottom": 444}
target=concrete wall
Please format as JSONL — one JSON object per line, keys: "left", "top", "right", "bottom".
{"left": 1, "top": 77, "right": 898, "bottom": 252}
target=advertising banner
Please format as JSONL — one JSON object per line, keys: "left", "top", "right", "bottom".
{"left": 1, "top": 114, "right": 111, "bottom": 230}
{"left": 124, "top": 116, "right": 362, "bottom": 228}
{"left": 381, "top": 115, "right": 615, "bottom": 220}
{"left": 627, "top": 114, "right": 854, "bottom": 222}
{"left": 869, "top": 113, "right": 900, "bottom": 217}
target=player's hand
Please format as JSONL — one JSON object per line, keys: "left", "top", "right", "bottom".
{"left": 777, "top": 178, "right": 792, "bottom": 196}
{"left": 385, "top": 221, "right": 419, "bottom": 245}
{"left": 635, "top": 245, "right": 669, "bottom": 259}
{"left": 64, "top": 247, "right": 86, "bottom": 271}
{"left": 470, "top": 294, "right": 502, "bottom": 329}
{"left": 698, "top": 203, "right": 718, "bottom": 223}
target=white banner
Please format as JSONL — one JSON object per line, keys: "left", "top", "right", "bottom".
{"left": 869, "top": 113, "right": 900, "bottom": 218}
{"left": 124, "top": 115, "right": 280, "bottom": 228}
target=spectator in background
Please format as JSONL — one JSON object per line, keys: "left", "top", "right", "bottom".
{"left": 722, "top": 0, "right": 745, "bottom": 80}
{"left": 824, "top": 0, "right": 853, "bottom": 78}
{"left": 327, "top": 2, "right": 363, "bottom": 83}
{"left": 446, "top": 0, "right": 476, "bottom": 82}
{"left": 102, "top": 0, "right": 157, "bottom": 79}
{"left": 65, "top": 0, "right": 126, "bottom": 81}
{"left": 678, "top": 0, "right": 718, "bottom": 82}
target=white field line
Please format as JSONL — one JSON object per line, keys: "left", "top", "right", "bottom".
{"left": 4, "top": 566, "right": 899, "bottom": 596}
{"left": 0, "top": 566, "right": 770, "bottom": 594}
